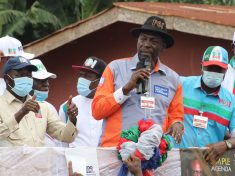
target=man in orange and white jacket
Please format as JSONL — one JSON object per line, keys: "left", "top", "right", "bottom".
{"left": 92, "top": 16, "right": 184, "bottom": 147}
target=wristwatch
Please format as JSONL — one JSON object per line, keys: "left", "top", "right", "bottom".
{"left": 224, "top": 140, "right": 233, "bottom": 149}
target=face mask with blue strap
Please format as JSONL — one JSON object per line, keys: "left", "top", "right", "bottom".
{"left": 77, "top": 77, "right": 100, "bottom": 97}
{"left": 34, "top": 90, "right": 49, "bottom": 102}
{"left": 7, "top": 74, "right": 33, "bottom": 97}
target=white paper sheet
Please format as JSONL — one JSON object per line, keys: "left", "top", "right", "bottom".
{"left": 65, "top": 148, "right": 86, "bottom": 176}
{"left": 66, "top": 147, "right": 100, "bottom": 176}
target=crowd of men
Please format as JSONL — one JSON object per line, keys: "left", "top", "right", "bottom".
{"left": 0, "top": 15, "right": 235, "bottom": 175}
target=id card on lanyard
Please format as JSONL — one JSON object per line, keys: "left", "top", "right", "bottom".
{"left": 140, "top": 96, "right": 155, "bottom": 109}
{"left": 193, "top": 113, "right": 208, "bottom": 129}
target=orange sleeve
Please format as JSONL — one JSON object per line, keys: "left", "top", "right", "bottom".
{"left": 92, "top": 65, "right": 121, "bottom": 120}
{"left": 163, "top": 82, "right": 184, "bottom": 132}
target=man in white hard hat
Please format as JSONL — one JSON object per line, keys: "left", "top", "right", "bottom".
{"left": 0, "top": 35, "right": 34, "bottom": 95}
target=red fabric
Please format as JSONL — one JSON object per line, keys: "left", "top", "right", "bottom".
{"left": 143, "top": 169, "right": 154, "bottom": 176}
{"left": 116, "top": 138, "right": 131, "bottom": 151}
{"left": 138, "top": 119, "right": 155, "bottom": 132}
{"left": 184, "top": 107, "right": 229, "bottom": 127}
{"left": 159, "top": 138, "right": 167, "bottom": 155}
{"left": 134, "top": 149, "right": 144, "bottom": 160}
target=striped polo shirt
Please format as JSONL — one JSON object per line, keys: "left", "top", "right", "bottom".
{"left": 174, "top": 76, "right": 235, "bottom": 148}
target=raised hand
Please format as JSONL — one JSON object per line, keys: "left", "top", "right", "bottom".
{"left": 15, "top": 95, "right": 40, "bottom": 123}
{"left": 66, "top": 95, "right": 78, "bottom": 125}
{"left": 68, "top": 161, "right": 83, "bottom": 176}
{"left": 22, "top": 95, "right": 40, "bottom": 114}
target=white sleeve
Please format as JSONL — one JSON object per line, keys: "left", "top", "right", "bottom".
{"left": 231, "top": 129, "right": 235, "bottom": 137}
{"left": 58, "top": 103, "right": 67, "bottom": 123}
{"left": 113, "top": 87, "right": 130, "bottom": 104}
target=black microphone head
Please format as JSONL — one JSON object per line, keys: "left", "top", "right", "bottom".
{"left": 136, "top": 61, "right": 145, "bottom": 70}
{"left": 144, "top": 57, "right": 151, "bottom": 68}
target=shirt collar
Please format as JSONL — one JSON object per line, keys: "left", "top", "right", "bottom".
{"left": 156, "top": 61, "right": 167, "bottom": 75}
{"left": 130, "top": 54, "right": 166, "bottom": 75}
{"left": 4, "top": 89, "right": 31, "bottom": 104}
{"left": 194, "top": 76, "right": 221, "bottom": 97}
{"left": 193, "top": 76, "right": 202, "bottom": 89}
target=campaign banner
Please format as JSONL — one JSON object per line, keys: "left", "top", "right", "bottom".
{"left": 180, "top": 149, "right": 235, "bottom": 176}
{"left": 0, "top": 147, "right": 233, "bottom": 176}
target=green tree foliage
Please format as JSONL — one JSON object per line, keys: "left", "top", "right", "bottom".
{"left": 0, "top": 0, "right": 234, "bottom": 44}
{"left": 0, "top": 0, "right": 63, "bottom": 44}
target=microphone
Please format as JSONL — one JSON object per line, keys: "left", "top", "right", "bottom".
{"left": 136, "top": 61, "right": 144, "bottom": 94}
{"left": 143, "top": 57, "right": 151, "bottom": 94}
{"left": 135, "top": 57, "right": 151, "bottom": 94}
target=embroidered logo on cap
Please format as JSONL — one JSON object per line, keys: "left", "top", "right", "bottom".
{"left": 35, "top": 63, "right": 46, "bottom": 71}
{"left": 152, "top": 19, "right": 165, "bottom": 30}
{"left": 18, "top": 46, "right": 23, "bottom": 52}
{"left": 84, "top": 58, "right": 97, "bottom": 68}
{"left": 212, "top": 50, "right": 221, "bottom": 60}
{"left": 8, "top": 48, "right": 16, "bottom": 55}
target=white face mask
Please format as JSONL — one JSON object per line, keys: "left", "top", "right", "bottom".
{"left": 202, "top": 71, "right": 224, "bottom": 88}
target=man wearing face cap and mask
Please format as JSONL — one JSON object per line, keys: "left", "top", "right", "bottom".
{"left": 30, "top": 59, "right": 63, "bottom": 147}
{"left": 0, "top": 56, "right": 78, "bottom": 146}
{"left": 172, "top": 46, "right": 235, "bottom": 163}
{"left": 59, "top": 56, "right": 107, "bottom": 147}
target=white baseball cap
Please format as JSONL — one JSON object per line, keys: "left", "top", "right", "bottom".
{"left": 0, "top": 35, "right": 34, "bottom": 59}
{"left": 30, "top": 59, "right": 57, "bottom": 79}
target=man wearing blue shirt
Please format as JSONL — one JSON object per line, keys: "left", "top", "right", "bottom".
{"left": 174, "top": 46, "right": 235, "bottom": 163}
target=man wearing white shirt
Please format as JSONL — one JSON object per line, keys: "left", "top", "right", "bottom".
{"left": 59, "top": 56, "right": 106, "bottom": 147}
{"left": 222, "top": 56, "right": 235, "bottom": 94}
{"left": 0, "top": 35, "right": 34, "bottom": 95}
{"left": 222, "top": 32, "right": 235, "bottom": 95}
{"left": 30, "top": 59, "right": 62, "bottom": 147}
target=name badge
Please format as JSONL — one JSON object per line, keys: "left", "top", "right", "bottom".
{"left": 35, "top": 110, "right": 42, "bottom": 118}
{"left": 193, "top": 115, "right": 208, "bottom": 129}
{"left": 140, "top": 96, "right": 155, "bottom": 109}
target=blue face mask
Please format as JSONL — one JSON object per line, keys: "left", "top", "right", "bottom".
{"left": 34, "top": 90, "right": 49, "bottom": 102}
{"left": 202, "top": 71, "right": 224, "bottom": 88}
{"left": 7, "top": 75, "right": 33, "bottom": 97}
{"left": 77, "top": 77, "right": 99, "bottom": 97}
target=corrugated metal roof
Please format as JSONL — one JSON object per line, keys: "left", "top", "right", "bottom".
{"left": 24, "top": 2, "right": 235, "bottom": 56}
{"left": 114, "top": 2, "right": 235, "bottom": 27}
